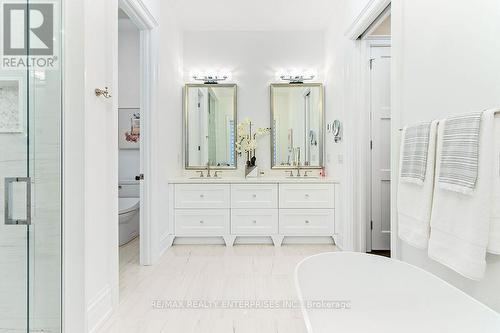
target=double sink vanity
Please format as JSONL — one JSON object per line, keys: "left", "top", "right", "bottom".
{"left": 170, "top": 81, "right": 337, "bottom": 246}
{"left": 168, "top": 177, "right": 337, "bottom": 246}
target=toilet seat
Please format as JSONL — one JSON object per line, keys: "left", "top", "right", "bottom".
{"left": 119, "top": 198, "right": 140, "bottom": 215}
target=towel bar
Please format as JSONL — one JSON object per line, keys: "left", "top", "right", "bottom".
{"left": 398, "top": 110, "right": 500, "bottom": 131}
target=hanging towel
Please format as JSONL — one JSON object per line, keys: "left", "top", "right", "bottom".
{"left": 428, "top": 110, "right": 494, "bottom": 280}
{"left": 398, "top": 121, "right": 438, "bottom": 249}
{"left": 488, "top": 113, "right": 500, "bottom": 254}
{"left": 400, "top": 122, "right": 432, "bottom": 185}
{"left": 438, "top": 112, "right": 483, "bottom": 195}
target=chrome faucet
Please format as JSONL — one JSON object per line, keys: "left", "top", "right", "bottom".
{"left": 295, "top": 164, "right": 301, "bottom": 177}
{"left": 206, "top": 161, "right": 212, "bottom": 178}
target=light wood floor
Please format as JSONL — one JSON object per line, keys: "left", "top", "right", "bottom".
{"left": 98, "top": 238, "right": 337, "bottom": 333}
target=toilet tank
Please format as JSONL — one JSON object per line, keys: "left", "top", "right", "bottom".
{"left": 119, "top": 181, "right": 140, "bottom": 198}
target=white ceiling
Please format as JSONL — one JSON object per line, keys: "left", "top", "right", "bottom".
{"left": 167, "top": 0, "right": 338, "bottom": 31}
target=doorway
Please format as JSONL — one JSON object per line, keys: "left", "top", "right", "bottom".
{"left": 364, "top": 10, "right": 392, "bottom": 253}
{"left": 117, "top": 0, "right": 157, "bottom": 267}
{"left": 118, "top": 9, "right": 142, "bottom": 264}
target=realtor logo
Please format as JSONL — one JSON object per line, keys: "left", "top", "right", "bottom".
{"left": 1, "top": 0, "right": 58, "bottom": 70}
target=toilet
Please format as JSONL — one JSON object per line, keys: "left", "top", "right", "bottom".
{"left": 119, "top": 181, "right": 140, "bottom": 246}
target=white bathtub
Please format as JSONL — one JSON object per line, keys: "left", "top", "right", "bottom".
{"left": 295, "top": 252, "right": 500, "bottom": 333}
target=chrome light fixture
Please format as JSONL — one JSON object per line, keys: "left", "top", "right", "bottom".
{"left": 280, "top": 74, "right": 315, "bottom": 84}
{"left": 193, "top": 75, "right": 228, "bottom": 84}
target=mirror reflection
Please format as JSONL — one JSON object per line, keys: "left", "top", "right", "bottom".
{"left": 271, "top": 83, "right": 324, "bottom": 168}
{"left": 185, "top": 84, "right": 237, "bottom": 169}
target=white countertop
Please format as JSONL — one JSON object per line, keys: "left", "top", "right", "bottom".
{"left": 168, "top": 177, "right": 339, "bottom": 184}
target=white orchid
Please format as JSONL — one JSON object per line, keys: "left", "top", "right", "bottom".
{"left": 235, "top": 118, "right": 270, "bottom": 155}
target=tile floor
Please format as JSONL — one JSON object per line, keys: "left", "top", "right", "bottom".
{"left": 98, "top": 238, "right": 337, "bottom": 333}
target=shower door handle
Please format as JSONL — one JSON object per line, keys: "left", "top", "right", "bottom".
{"left": 4, "top": 177, "right": 31, "bottom": 225}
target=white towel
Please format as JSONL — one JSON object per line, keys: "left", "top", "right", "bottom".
{"left": 428, "top": 110, "right": 494, "bottom": 280}
{"left": 398, "top": 120, "right": 438, "bottom": 249}
{"left": 488, "top": 114, "right": 500, "bottom": 254}
{"left": 400, "top": 122, "right": 432, "bottom": 185}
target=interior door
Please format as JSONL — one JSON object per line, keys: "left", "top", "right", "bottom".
{"left": 0, "top": 0, "right": 62, "bottom": 332}
{"left": 370, "top": 44, "right": 391, "bottom": 251}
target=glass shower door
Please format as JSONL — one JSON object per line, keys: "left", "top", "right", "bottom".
{"left": 0, "top": 0, "right": 62, "bottom": 332}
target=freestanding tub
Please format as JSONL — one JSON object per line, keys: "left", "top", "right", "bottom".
{"left": 295, "top": 252, "right": 500, "bottom": 333}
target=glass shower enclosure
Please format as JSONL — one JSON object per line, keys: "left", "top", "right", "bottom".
{"left": 0, "top": 0, "right": 62, "bottom": 332}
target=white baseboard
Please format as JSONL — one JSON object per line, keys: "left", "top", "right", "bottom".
{"left": 171, "top": 236, "right": 336, "bottom": 246}
{"left": 282, "top": 236, "right": 335, "bottom": 245}
{"left": 158, "top": 233, "right": 174, "bottom": 257}
{"left": 87, "top": 284, "right": 113, "bottom": 333}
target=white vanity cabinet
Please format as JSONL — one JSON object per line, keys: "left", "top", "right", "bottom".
{"left": 279, "top": 184, "right": 335, "bottom": 238}
{"left": 231, "top": 184, "right": 279, "bottom": 242}
{"left": 174, "top": 184, "right": 231, "bottom": 243}
{"left": 169, "top": 180, "right": 337, "bottom": 246}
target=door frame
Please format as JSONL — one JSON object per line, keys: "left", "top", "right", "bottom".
{"left": 364, "top": 38, "right": 391, "bottom": 252}
{"left": 345, "top": 0, "right": 392, "bottom": 254}
{"left": 118, "top": 0, "right": 158, "bottom": 266}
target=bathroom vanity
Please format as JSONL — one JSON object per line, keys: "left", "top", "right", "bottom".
{"left": 175, "top": 82, "right": 335, "bottom": 246}
{"left": 168, "top": 178, "right": 337, "bottom": 246}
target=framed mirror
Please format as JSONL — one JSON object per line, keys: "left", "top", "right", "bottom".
{"left": 271, "top": 83, "right": 324, "bottom": 169}
{"left": 184, "top": 84, "right": 237, "bottom": 169}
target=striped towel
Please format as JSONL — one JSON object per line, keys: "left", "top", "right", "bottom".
{"left": 438, "top": 112, "right": 483, "bottom": 195}
{"left": 400, "top": 122, "right": 432, "bottom": 185}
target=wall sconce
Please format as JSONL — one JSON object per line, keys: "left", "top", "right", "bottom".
{"left": 280, "top": 74, "right": 315, "bottom": 84}
{"left": 192, "top": 75, "right": 228, "bottom": 84}
{"left": 191, "top": 70, "right": 231, "bottom": 84}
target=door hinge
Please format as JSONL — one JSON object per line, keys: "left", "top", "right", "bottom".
{"left": 370, "top": 221, "right": 373, "bottom": 230}
{"left": 370, "top": 140, "right": 373, "bottom": 150}
{"left": 135, "top": 174, "right": 144, "bottom": 181}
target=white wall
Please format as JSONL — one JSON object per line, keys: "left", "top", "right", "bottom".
{"left": 64, "top": 0, "right": 169, "bottom": 332}
{"left": 183, "top": 31, "right": 324, "bottom": 174}
{"left": 118, "top": 18, "right": 140, "bottom": 182}
{"left": 391, "top": 0, "right": 500, "bottom": 312}
{"left": 323, "top": 0, "right": 372, "bottom": 250}
{"left": 156, "top": 1, "right": 184, "bottom": 253}
{"left": 118, "top": 19, "right": 140, "bottom": 107}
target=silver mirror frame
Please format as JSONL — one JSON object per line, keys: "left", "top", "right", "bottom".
{"left": 184, "top": 83, "right": 238, "bottom": 170}
{"left": 270, "top": 83, "right": 325, "bottom": 170}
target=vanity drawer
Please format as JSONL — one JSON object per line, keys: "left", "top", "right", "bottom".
{"left": 231, "top": 184, "right": 278, "bottom": 209}
{"left": 231, "top": 209, "right": 278, "bottom": 235}
{"left": 175, "top": 184, "right": 230, "bottom": 209}
{"left": 175, "top": 209, "right": 230, "bottom": 236}
{"left": 279, "top": 184, "right": 334, "bottom": 209}
{"left": 279, "top": 209, "right": 334, "bottom": 235}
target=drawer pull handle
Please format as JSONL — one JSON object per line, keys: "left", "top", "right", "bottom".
{"left": 252, "top": 194, "right": 257, "bottom": 198}
{"left": 252, "top": 220, "right": 257, "bottom": 224}
{"left": 305, "top": 194, "right": 310, "bottom": 198}
{"left": 305, "top": 220, "right": 310, "bottom": 224}
{"left": 199, "top": 220, "right": 204, "bottom": 224}
{"left": 200, "top": 194, "right": 205, "bottom": 198}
